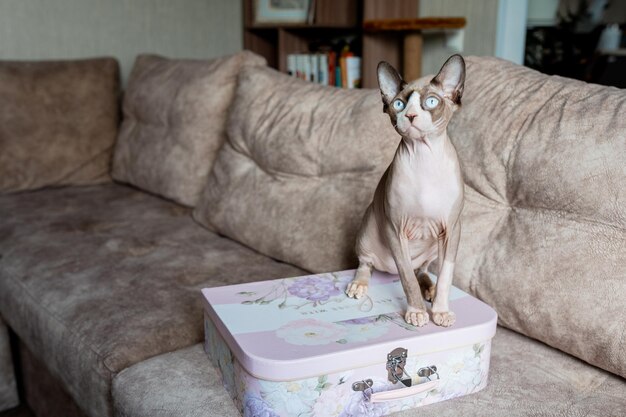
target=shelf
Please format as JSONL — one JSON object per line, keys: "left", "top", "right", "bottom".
{"left": 243, "top": 0, "right": 425, "bottom": 89}
{"left": 246, "top": 24, "right": 358, "bottom": 30}
{"left": 363, "top": 17, "right": 467, "bottom": 32}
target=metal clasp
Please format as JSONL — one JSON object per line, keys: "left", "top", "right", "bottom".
{"left": 351, "top": 379, "right": 373, "bottom": 392}
{"left": 417, "top": 365, "right": 440, "bottom": 381}
{"left": 352, "top": 379, "right": 374, "bottom": 400}
{"left": 386, "top": 347, "right": 411, "bottom": 387}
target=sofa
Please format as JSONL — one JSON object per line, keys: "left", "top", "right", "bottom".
{"left": 0, "top": 51, "right": 624, "bottom": 417}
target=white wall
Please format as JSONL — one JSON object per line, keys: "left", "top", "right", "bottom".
{"left": 527, "top": 0, "right": 559, "bottom": 26}
{"left": 0, "top": 0, "right": 243, "bottom": 84}
{"left": 419, "top": 0, "right": 500, "bottom": 75}
{"left": 495, "top": 0, "right": 528, "bottom": 64}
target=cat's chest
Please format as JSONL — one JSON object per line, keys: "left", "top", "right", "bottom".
{"left": 386, "top": 156, "right": 461, "bottom": 221}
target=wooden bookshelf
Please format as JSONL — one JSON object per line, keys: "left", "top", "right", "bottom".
{"left": 244, "top": 0, "right": 466, "bottom": 88}
{"left": 363, "top": 17, "right": 466, "bottom": 82}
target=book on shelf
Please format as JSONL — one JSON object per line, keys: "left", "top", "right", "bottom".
{"left": 286, "top": 51, "right": 361, "bottom": 88}
{"left": 345, "top": 56, "right": 362, "bottom": 89}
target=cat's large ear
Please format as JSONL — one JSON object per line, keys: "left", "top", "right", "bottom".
{"left": 431, "top": 54, "right": 465, "bottom": 105}
{"left": 377, "top": 61, "right": 405, "bottom": 104}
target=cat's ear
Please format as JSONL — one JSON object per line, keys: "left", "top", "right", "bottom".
{"left": 377, "top": 61, "right": 405, "bottom": 104}
{"left": 431, "top": 54, "right": 465, "bottom": 105}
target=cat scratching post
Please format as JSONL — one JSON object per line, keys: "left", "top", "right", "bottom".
{"left": 363, "top": 17, "right": 466, "bottom": 81}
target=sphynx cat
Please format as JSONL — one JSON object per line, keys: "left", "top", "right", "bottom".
{"left": 346, "top": 55, "right": 466, "bottom": 328}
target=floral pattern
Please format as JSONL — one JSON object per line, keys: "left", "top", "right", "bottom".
{"left": 243, "top": 394, "right": 279, "bottom": 417}
{"left": 238, "top": 272, "right": 352, "bottom": 309}
{"left": 435, "top": 345, "right": 484, "bottom": 400}
{"left": 312, "top": 379, "right": 352, "bottom": 416}
{"left": 206, "top": 271, "right": 493, "bottom": 416}
{"left": 336, "top": 316, "right": 391, "bottom": 344}
{"left": 274, "top": 315, "right": 405, "bottom": 346}
{"left": 204, "top": 314, "right": 237, "bottom": 398}
{"left": 258, "top": 378, "right": 321, "bottom": 416}
{"left": 236, "top": 273, "right": 424, "bottom": 347}
{"left": 276, "top": 319, "right": 347, "bottom": 346}
{"left": 287, "top": 275, "right": 343, "bottom": 302}
{"left": 205, "top": 316, "right": 491, "bottom": 417}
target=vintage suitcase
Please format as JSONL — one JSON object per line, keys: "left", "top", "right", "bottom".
{"left": 202, "top": 269, "right": 497, "bottom": 416}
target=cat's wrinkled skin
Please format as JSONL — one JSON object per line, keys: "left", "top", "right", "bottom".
{"left": 346, "top": 55, "right": 466, "bottom": 328}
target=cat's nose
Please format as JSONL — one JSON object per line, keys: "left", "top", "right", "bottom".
{"left": 407, "top": 112, "right": 417, "bottom": 123}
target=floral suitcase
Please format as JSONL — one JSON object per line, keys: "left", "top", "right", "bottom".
{"left": 202, "top": 269, "right": 497, "bottom": 417}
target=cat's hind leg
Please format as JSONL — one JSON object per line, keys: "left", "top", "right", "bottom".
{"left": 415, "top": 261, "right": 436, "bottom": 302}
{"left": 346, "top": 260, "right": 372, "bottom": 299}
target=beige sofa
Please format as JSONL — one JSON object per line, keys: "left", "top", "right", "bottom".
{"left": 0, "top": 52, "right": 624, "bottom": 417}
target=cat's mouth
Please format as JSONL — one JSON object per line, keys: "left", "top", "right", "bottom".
{"left": 397, "top": 124, "right": 426, "bottom": 141}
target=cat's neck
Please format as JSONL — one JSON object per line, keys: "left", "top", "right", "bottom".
{"left": 397, "top": 131, "right": 451, "bottom": 161}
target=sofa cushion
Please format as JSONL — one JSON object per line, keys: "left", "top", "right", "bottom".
{"left": 112, "top": 51, "right": 266, "bottom": 207}
{"left": 111, "top": 327, "right": 626, "bottom": 417}
{"left": 448, "top": 57, "right": 626, "bottom": 377}
{"left": 0, "top": 184, "right": 305, "bottom": 417}
{"left": 113, "top": 345, "right": 239, "bottom": 417}
{"left": 0, "top": 58, "right": 120, "bottom": 193}
{"left": 0, "top": 317, "right": 18, "bottom": 411}
{"left": 193, "top": 66, "right": 398, "bottom": 273}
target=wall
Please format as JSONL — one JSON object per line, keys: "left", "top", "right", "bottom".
{"left": 495, "top": 0, "right": 528, "bottom": 64}
{"left": 419, "top": 0, "right": 499, "bottom": 75}
{"left": 0, "top": 0, "right": 242, "bottom": 84}
{"left": 527, "top": 0, "right": 559, "bottom": 26}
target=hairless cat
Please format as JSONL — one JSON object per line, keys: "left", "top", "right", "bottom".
{"left": 346, "top": 55, "right": 466, "bottom": 328}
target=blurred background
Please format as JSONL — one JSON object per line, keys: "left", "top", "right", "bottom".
{"left": 0, "top": 0, "right": 623, "bottom": 87}
{"left": 526, "top": 0, "right": 626, "bottom": 87}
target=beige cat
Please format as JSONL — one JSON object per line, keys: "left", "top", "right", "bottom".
{"left": 346, "top": 55, "right": 466, "bottom": 328}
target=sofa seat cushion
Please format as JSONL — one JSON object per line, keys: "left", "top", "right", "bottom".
{"left": 0, "top": 184, "right": 305, "bottom": 417}
{"left": 113, "top": 345, "right": 239, "bottom": 417}
{"left": 111, "top": 327, "right": 626, "bottom": 417}
{"left": 448, "top": 57, "right": 626, "bottom": 378}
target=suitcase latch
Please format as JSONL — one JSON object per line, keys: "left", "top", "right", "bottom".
{"left": 351, "top": 379, "right": 373, "bottom": 392}
{"left": 418, "top": 365, "right": 439, "bottom": 381}
{"left": 387, "top": 347, "right": 411, "bottom": 387}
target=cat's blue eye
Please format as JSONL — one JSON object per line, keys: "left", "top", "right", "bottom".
{"left": 392, "top": 99, "right": 405, "bottom": 111}
{"left": 424, "top": 96, "right": 440, "bottom": 109}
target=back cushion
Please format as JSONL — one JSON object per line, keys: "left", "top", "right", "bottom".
{"left": 449, "top": 56, "right": 626, "bottom": 377}
{"left": 193, "top": 66, "right": 398, "bottom": 272}
{"left": 112, "top": 51, "right": 266, "bottom": 206}
{"left": 0, "top": 58, "right": 119, "bottom": 193}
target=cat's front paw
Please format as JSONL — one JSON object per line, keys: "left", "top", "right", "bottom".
{"left": 346, "top": 280, "right": 368, "bottom": 299}
{"left": 432, "top": 311, "right": 456, "bottom": 327}
{"left": 405, "top": 307, "right": 429, "bottom": 327}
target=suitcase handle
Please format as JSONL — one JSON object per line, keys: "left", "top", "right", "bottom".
{"left": 352, "top": 365, "right": 440, "bottom": 403}
{"left": 369, "top": 379, "right": 439, "bottom": 403}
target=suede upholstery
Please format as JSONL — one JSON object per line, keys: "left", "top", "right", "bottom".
{"left": 449, "top": 57, "right": 626, "bottom": 378}
{"left": 20, "top": 341, "right": 88, "bottom": 417}
{"left": 0, "top": 58, "right": 120, "bottom": 193}
{"left": 113, "top": 345, "right": 239, "bottom": 417}
{"left": 193, "top": 66, "right": 398, "bottom": 272}
{"left": 112, "top": 52, "right": 266, "bottom": 207}
{"left": 111, "top": 327, "right": 626, "bottom": 417}
{"left": 1, "top": 54, "right": 625, "bottom": 417}
{"left": 0, "top": 317, "right": 18, "bottom": 412}
{"left": 0, "top": 184, "right": 305, "bottom": 417}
